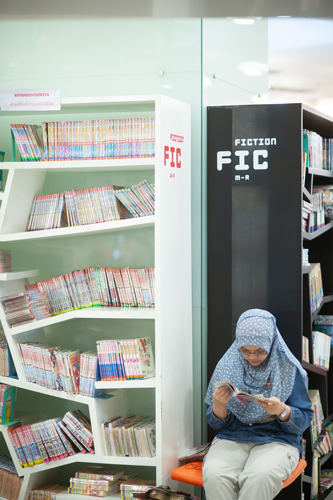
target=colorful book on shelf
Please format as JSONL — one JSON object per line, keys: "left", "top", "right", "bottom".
{"left": 0, "top": 384, "right": 18, "bottom": 425}
{"left": 28, "top": 484, "right": 66, "bottom": 500}
{"left": 309, "top": 263, "right": 324, "bottom": 315}
{"left": 312, "top": 330, "right": 331, "bottom": 370}
{"left": 303, "top": 336, "right": 310, "bottom": 362}
{"left": 308, "top": 389, "right": 324, "bottom": 445}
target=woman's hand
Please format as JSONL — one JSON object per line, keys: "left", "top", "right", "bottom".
{"left": 212, "top": 387, "right": 232, "bottom": 420}
{"left": 257, "top": 397, "right": 291, "bottom": 421}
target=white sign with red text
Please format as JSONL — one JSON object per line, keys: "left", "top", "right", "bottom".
{"left": 0, "top": 89, "right": 61, "bottom": 111}
{"left": 164, "top": 133, "right": 184, "bottom": 179}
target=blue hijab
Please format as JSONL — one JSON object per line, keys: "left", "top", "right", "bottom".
{"left": 204, "top": 309, "right": 306, "bottom": 424}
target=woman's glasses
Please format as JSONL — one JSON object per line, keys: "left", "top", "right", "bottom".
{"left": 239, "top": 349, "right": 267, "bottom": 358}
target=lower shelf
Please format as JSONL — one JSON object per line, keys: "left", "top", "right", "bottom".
{"left": 56, "top": 494, "right": 120, "bottom": 500}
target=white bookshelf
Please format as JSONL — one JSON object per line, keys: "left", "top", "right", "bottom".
{"left": 0, "top": 95, "right": 193, "bottom": 500}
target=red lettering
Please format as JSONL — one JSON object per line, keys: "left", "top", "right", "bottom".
{"left": 176, "top": 148, "right": 181, "bottom": 168}
{"left": 164, "top": 146, "right": 169, "bottom": 166}
{"left": 170, "top": 147, "right": 175, "bottom": 167}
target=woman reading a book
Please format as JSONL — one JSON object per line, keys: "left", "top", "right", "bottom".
{"left": 203, "top": 309, "right": 313, "bottom": 500}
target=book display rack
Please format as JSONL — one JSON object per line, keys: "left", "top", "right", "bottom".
{"left": 207, "top": 103, "right": 333, "bottom": 500}
{"left": 0, "top": 95, "right": 193, "bottom": 499}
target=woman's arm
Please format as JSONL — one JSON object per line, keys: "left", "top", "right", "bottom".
{"left": 206, "top": 386, "right": 235, "bottom": 429}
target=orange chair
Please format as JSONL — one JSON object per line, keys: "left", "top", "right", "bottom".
{"left": 171, "top": 459, "right": 307, "bottom": 489}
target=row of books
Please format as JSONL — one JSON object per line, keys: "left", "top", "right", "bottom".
{"left": 11, "top": 118, "right": 155, "bottom": 162}
{"left": 0, "top": 330, "right": 15, "bottom": 377}
{"left": 308, "top": 190, "right": 325, "bottom": 232}
{"left": 0, "top": 250, "right": 12, "bottom": 273}
{"left": 312, "top": 330, "right": 331, "bottom": 370}
{"left": 101, "top": 414, "right": 156, "bottom": 458}
{"left": 97, "top": 337, "right": 155, "bottom": 381}
{"left": 25, "top": 267, "right": 155, "bottom": 317}
{"left": 303, "top": 248, "right": 310, "bottom": 267}
{"left": 314, "top": 315, "right": 333, "bottom": 345}
{"left": 315, "top": 422, "right": 333, "bottom": 458}
{"left": 0, "top": 455, "right": 23, "bottom": 500}
{"left": 8, "top": 409, "right": 93, "bottom": 468}
{"left": 309, "top": 263, "right": 324, "bottom": 315}
{"left": 302, "top": 200, "right": 314, "bottom": 232}
{"left": 303, "top": 129, "right": 333, "bottom": 171}
{"left": 0, "top": 289, "right": 52, "bottom": 328}
{"left": 27, "top": 179, "right": 155, "bottom": 231}
{"left": 309, "top": 389, "right": 324, "bottom": 445}
{"left": 18, "top": 343, "right": 100, "bottom": 397}
{"left": 28, "top": 484, "right": 67, "bottom": 499}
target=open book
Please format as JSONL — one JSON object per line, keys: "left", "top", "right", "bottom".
{"left": 215, "top": 380, "right": 265, "bottom": 405}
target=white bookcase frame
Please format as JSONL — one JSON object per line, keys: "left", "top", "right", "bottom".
{"left": 0, "top": 95, "right": 193, "bottom": 500}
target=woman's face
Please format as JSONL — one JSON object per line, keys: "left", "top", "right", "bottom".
{"left": 238, "top": 345, "right": 268, "bottom": 366}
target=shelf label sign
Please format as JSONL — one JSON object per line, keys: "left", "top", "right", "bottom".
{"left": 0, "top": 88, "right": 61, "bottom": 111}
{"left": 164, "top": 134, "right": 184, "bottom": 178}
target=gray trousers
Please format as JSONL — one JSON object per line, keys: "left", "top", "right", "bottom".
{"left": 202, "top": 438, "right": 299, "bottom": 500}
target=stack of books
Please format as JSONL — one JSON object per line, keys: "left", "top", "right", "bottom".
{"left": 308, "top": 389, "right": 325, "bottom": 445}
{"left": 320, "top": 470, "right": 333, "bottom": 494}
{"left": 0, "top": 455, "right": 23, "bottom": 500}
{"left": 120, "top": 479, "right": 156, "bottom": 500}
{"left": 79, "top": 351, "right": 99, "bottom": 397}
{"left": 0, "top": 250, "right": 12, "bottom": 273}
{"left": 28, "top": 484, "right": 67, "bottom": 499}
{"left": 312, "top": 330, "right": 331, "bottom": 370}
{"left": 11, "top": 118, "right": 155, "bottom": 162}
{"left": 0, "top": 290, "right": 52, "bottom": 328}
{"left": 314, "top": 315, "right": 333, "bottom": 345}
{"left": 8, "top": 409, "right": 93, "bottom": 467}
{"left": 25, "top": 266, "right": 155, "bottom": 316}
{"left": 27, "top": 180, "right": 155, "bottom": 231}
{"left": 309, "top": 263, "right": 324, "bottom": 315}
{"left": 100, "top": 414, "right": 156, "bottom": 458}
{"left": 302, "top": 200, "right": 314, "bottom": 232}
{"left": 96, "top": 336, "right": 155, "bottom": 381}
{"left": 0, "top": 329, "right": 11, "bottom": 376}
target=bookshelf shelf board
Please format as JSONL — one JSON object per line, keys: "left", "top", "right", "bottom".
{"left": 0, "top": 216, "right": 155, "bottom": 243}
{"left": 308, "top": 168, "right": 333, "bottom": 179}
{"left": 0, "top": 375, "right": 102, "bottom": 405}
{"left": 0, "top": 269, "right": 39, "bottom": 281}
{"left": 303, "top": 186, "right": 313, "bottom": 202}
{"left": 2, "top": 158, "right": 155, "bottom": 173}
{"left": 8, "top": 306, "right": 155, "bottom": 336}
{"left": 302, "top": 474, "right": 312, "bottom": 484}
{"left": 303, "top": 265, "right": 311, "bottom": 274}
{"left": 95, "top": 378, "right": 156, "bottom": 390}
{"left": 302, "top": 360, "right": 328, "bottom": 376}
{"left": 57, "top": 494, "right": 121, "bottom": 500}
{"left": 14, "top": 452, "right": 156, "bottom": 477}
{"left": 320, "top": 449, "right": 333, "bottom": 466}
{"left": 311, "top": 295, "right": 333, "bottom": 323}
{"left": 322, "top": 413, "right": 333, "bottom": 427}
{"left": 303, "top": 222, "right": 333, "bottom": 240}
